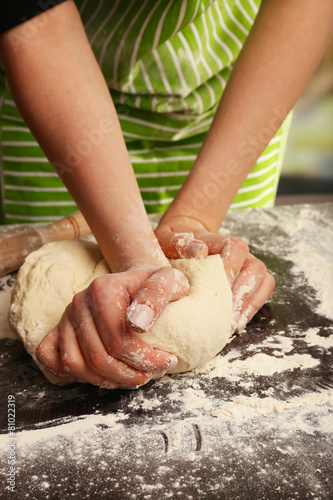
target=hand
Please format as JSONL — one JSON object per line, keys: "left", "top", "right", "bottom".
{"left": 155, "top": 216, "right": 275, "bottom": 333}
{"left": 36, "top": 265, "right": 189, "bottom": 389}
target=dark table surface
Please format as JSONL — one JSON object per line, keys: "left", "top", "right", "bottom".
{"left": 0, "top": 204, "right": 332, "bottom": 500}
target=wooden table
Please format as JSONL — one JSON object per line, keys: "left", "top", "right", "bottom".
{"left": 0, "top": 204, "right": 332, "bottom": 500}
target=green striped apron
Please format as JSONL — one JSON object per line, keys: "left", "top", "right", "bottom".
{"left": 0, "top": 0, "right": 291, "bottom": 224}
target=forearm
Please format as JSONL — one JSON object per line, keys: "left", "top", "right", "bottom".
{"left": 163, "top": 0, "right": 333, "bottom": 232}
{"left": 0, "top": 0, "right": 167, "bottom": 271}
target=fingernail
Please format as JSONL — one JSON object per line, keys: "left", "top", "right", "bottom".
{"left": 162, "top": 354, "right": 178, "bottom": 371}
{"left": 184, "top": 243, "right": 207, "bottom": 259}
{"left": 127, "top": 304, "right": 155, "bottom": 332}
{"left": 232, "top": 310, "right": 241, "bottom": 325}
{"left": 231, "top": 310, "right": 241, "bottom": 331}
{"left": 151, "top": 369, "right": 167, "bottom": 380}
{"left": 236, "top": 313, "right": 248, "bottom": 333}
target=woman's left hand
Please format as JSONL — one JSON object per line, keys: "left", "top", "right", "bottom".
{"left": 155, "top": 216, "right": 275, "bottom": 332}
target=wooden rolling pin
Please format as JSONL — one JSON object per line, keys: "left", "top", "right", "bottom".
{"left": 0, "top": 211, "right": 91, "bottom": 276}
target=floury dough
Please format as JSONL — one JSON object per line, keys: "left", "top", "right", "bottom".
{"left": 136, "top": 255, "right": 233, "bottom": 374}
{"left": 8, "top": 240, "right": 108, "bottom": 385}
{"left": 8, "top": 240, "right": 233, "bottom": 385}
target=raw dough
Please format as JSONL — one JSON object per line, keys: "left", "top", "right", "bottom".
{"left": 136, "top": 255, "right": 233, "bottom": 374}
{"left": 8, "top": 240, "right": 233, "bottom": 385}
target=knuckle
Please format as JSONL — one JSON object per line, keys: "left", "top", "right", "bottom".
{"left": 89, "top": 275, "right": 107, "bottom": 296}
{"left": 143, "top": 269, "right": 171, "bottom": 299}
{"left": 35, "top": 343, "right": 44, "bottom": 363}
{"left": 234, "top": 238, "right": 249, "bottom": 254}
{"left": 267, "top": 273, "right": 276, "bottom": 292}
{"left": 172, "top": 233, "right": 194, "bottom": 252}
{"left": 62, "top": 354, "right": 79, "bottom": 374}
{"left": 88, "top": 351, "right": 109, "bottom": 373}
{"left": 247, "top": 256, "right": 267, "bottom": 275}
{"left": 86, "top": 275, "right": 113, "bottom": 307}
{"left": 160, "top": 266, "right": 179, "bottom": 286}
{"left": 256, "top": 260, "right": 267, "bottom": 275}
{"left": 171, "top": 268, "right": 189, "bottom": 297}
{"left": 71, "top": 290, "right": 84, "bottom": 313}
{"left": 106, "top": 343, "right": 122, "bottom": 361}
{"left": 173, "top": 268, "right": 189, "bottom": 287}
{"left": 143, "top": 279, "right": 163, "bottom": 296}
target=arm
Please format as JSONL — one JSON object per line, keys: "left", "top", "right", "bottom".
{"left": 0, "top": 1, "right": 185, "bottom": 386}
{"left": 156, "top": 0, "right": 333, "bottom": 330}
{"left": 161, "top": 0, "right": 333, "bottom": 231}
{"left": 0, "top": 0, "right": 166, "bottom": 272}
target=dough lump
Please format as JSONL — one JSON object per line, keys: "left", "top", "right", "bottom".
{"left": 8, "top": 240, "right": 233, "bottom": 385}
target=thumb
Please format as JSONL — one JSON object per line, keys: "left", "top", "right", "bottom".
{"left": 126, "top": 266, "right": 190, "bottom": 332}
{"left": 155, "top": 225, "right": 208, "bottom": 259}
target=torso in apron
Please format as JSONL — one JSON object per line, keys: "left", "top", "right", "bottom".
{"left": 0, "top": 0, "right": 290, "bottom": 222}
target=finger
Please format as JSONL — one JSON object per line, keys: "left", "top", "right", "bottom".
{"left": 216, "top": 237, "right": 249, "bottom": 286}
{"left": 231, "top": 255, "right": 271, "bottom": 328}
{"left": 126, "top": 266, "right": 190, "bottom": 331}
{"left": 189, "top": 232, "right": 250, "bottom": 285}
{"left": 231, "top": 255, "right": 267, "bottom": 326}
{"left": 37, "top": 309, "right": 161, "bottom": 389}
{"left": 156, "top": 226, "right": 208, "bottom": 259}
{"left": 36, "top": 304, "right": 109, "bottom": 385}
{"left": 35, "top": 327, "right": 77, "bottom": 381}
{"left": 57, "top": 310, "right": 108, "bottom": 385}
{"left": 235, "top": 273, "right": 276, "bottom": 333}
{"left": 85, "top": 275, "right": 179, "bottom": 373}
{"left": 68, "top": 290, "right": 159, "bottom": 387}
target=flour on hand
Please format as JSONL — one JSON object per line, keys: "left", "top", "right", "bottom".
{"left": 8, "top": 240, "right": 233, "bottom": 386}
{"left": 140, "top": 256, "right": 233, "bottom": 374}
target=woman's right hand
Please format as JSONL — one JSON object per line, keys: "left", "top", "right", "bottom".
{"left": 36, "top": 266, "right": 189, "bottom": 389}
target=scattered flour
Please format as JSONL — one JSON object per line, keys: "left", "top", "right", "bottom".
{"left": 287, "top": 241, "right": 333, "bottom": 320}
{"left": 0, "top": 411, "right": 129, "bottom": 449}
{"left": 303, "top": 327, "right": 333, "bottom": 349}
{"left": 0, "top": 206, "right": 332, "bottom": 499}
{"left": 246, "top": 334, "right": 294, "bottom": 353}
{"left": 169, "top": 387, "right": 214, "bottom": 412}
{"left": 272, "top": 205, "right": 333, "bottom": 321}
{"left": 210, "top": 390, "right": 333, "bottom": 423}
{"left": 196, "top": 351, "right": 319, "bottom": 379}
{"left": 140, "top": 399, "right": 162, "bottom": 410}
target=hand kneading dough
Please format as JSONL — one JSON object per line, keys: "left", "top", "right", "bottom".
{"left": 8, "top": 240, "right": 233, "bottom": 385}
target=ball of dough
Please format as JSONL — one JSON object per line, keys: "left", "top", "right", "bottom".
{"left": 8, "top": 240, "right": 109, "bottom": 384}
{"left": 8, "top": 240, "right": 233, "bottom": 385}
{"left": 138, "top": 256, "right": 233, "bottom": 374}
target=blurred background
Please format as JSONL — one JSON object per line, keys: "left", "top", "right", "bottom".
{"left": 276, "top": 38, "right": 333, "bottom": 205}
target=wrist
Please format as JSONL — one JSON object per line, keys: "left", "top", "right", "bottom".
{"left": 93, "top": 224, "right": 169, "bottom": 273}
{"left": 160, "top": 199, "right": 222, "bottom": 234}
{"left": 161, "top": 153, "right": 237, "bottom": 232}
{"left": 112, "top": 241, "right": 169, "bottom": 272}
{"left": 158, "top": 213, "right": 206, "bottom": 232}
